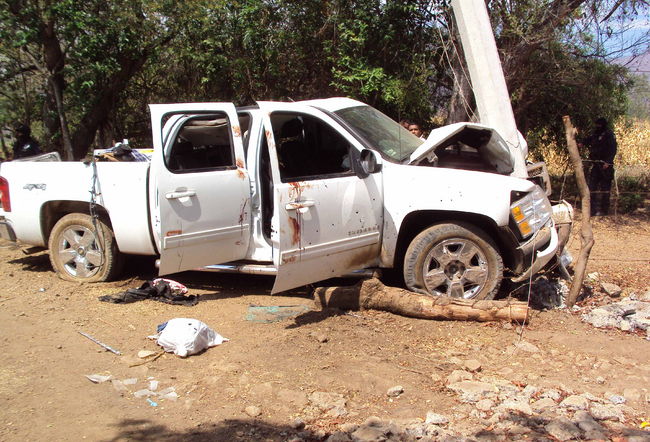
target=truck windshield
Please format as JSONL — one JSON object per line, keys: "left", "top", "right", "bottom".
{"left": 334, "top": 105, "right": 422, "bottom": 162}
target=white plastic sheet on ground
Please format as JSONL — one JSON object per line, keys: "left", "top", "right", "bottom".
{"left": 151, "top": 318, "right": 228, "bottom": 357}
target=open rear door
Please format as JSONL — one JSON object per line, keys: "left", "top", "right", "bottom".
{"left": 150, "top": 103, "right": 251, "bottom": 275}
{"left": 258, "top": 101, "right": 383, "bottom": 293}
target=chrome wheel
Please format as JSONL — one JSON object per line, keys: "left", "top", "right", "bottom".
{"left": 422, "top": 238, "right": 489, "bottom": 298}
{"left": 404, "top": 223, "right": 502, "bottom": 300}
{"left": 56, "top": 224, "right": 103, "bottom": 278}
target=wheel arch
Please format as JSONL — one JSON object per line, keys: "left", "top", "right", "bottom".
{"left": 41, "top": 200, "right": 113, "bottom": 246}
{"left": 393, "top": 210, "right": 514, "bottom": 273}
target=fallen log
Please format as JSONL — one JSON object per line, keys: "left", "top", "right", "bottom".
{"left": 314, "top": 278, "right": 529, "bottom": 323}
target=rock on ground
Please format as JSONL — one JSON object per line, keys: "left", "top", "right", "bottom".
{"left": 309, "top": 391, "right": 348, "bottom": 417}
{"left": 447, "top": 381, "right": 498, "bottom": 402}
{"left": 601, "top": 282, "right": 622, "bottom": 297}
{"left": 559, "top": 394, "right": 590, "bottom": 411}
{"left": 590, "top": 403, "right": 625, "bottom": 421}
{"left": 386, "top": 385, "right": 404, "bottom": 397}
{"left": 544, "top": 418, "right": 582, "bottom": 441}
{"left": 244, "top": 405, "right": 262, "bottom": 417}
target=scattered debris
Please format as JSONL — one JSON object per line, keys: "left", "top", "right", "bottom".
{"left": 515, "top": 276, "right": 568, "bottom": 310}
{"left": 134, "top": 389, "right": 156, "bottom": 398}
{"left": 158, "top": 387, "right": 179, "bottom": 401}
{"left": 78, "top": 331, "right": 121, "bottom": 355}
{"left": 85, "top": 374, "right": 112, "bottom": 383}
{"left": 582, "top": 298, "right": 650, "bottom": 337}
{"left": 150, "top": 318, "right": 228, "bottom": 357}
{"left": 245, "top": 305, "right": 311, "bottom": 323}
{"left": 151, "top": 278, "right": 188, "bottom": 295}
{"left": 137, "top": 350, "right": 157, "bottom": 359}
{"left": 129, "top": 351, "right": 164, "bottom": 367}
{"left": 387, "top": 385, "right": 404, "bottom": 397}
{"left": 146, "top": 398, "right": 158, "bottom": 407}
{"left": 601, "top": 282, "right": 622, "bottom": 297}
{"left": 111, "top": 379, "right": 128, "bottom": 392}
{"left": 587, "top": 272, "right": 600, "bottom": 282}
{"left": 99, "top": 279, "right": 198, "bottom": 306}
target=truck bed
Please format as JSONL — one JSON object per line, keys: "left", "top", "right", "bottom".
{"left": 0, "top": 161, "right": 155, "bottom": 255}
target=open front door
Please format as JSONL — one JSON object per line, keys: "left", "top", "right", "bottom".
{"left": 150, "top": 103, "right": 251, "bottom": 275}
{"left": 258, "top": 102, "right": 384, "bottom": 293}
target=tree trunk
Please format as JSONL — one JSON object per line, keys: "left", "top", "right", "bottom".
{"left": 39, "top": 16, "right": 67, "bottom": 155}
{"left": 0, "top": 127, "right": 9, "bottom": 159}
{"left": 48, "top": 77, "right": 74, "bottom": 160}
{"left": 563, "top": 115, "right": 594, "bottom": 307}
{"left": 70, "top": 54, "right": 147, "bottom": 159}
{"left": 314, "top": 278, "right": 529, "bottom": 323}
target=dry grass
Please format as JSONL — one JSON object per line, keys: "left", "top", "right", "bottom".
{"left": 531, "top": 118, "right": 650, "bottom": 175}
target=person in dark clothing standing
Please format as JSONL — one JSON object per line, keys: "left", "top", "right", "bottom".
{"left": 584, "top": 117, "right": 617, "bottom": 216}
{"left": 12, "top": 124, "right": 42, "bottom": 159}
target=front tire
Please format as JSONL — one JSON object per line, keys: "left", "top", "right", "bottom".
{"left": 48, "top": 213, "right": 123, "bottom": 282}
{"left": 403, "top": 222, "right": 503, "bottom": 300}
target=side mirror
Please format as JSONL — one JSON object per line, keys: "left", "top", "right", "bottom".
{"left": 359, "top": 149, "right": 382, "bottom": 177}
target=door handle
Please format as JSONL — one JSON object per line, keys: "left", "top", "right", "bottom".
{"left": 285, "top": 200, "right": 315, "bottom": 214}
{"left": 165, "top": 190, "right": 196, "bottom": 200}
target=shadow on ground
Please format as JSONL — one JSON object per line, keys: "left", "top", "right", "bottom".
{"left": 102, "top": 414, "right": 650, "bottom": 442}
{"left": 104, "top": 418, "right": 320, "bottom": 442}
{"left": 8, "top": 252, "right": 52, "bottom": 272}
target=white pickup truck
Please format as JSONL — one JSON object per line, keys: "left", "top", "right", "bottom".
{"left": 0, "top": 98, "right": 563, "bottom": 299}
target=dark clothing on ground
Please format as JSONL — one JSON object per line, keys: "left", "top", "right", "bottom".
{"left": 99, "top": 280, "right": 198, "bottom": 306}
{"left": 12, "top": 137, "right": 42, "bottom": 159}
{"left": 585, "top": 127, "right": 617, "bottom": 215}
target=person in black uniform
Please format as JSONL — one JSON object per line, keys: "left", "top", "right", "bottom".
{"left": 584, "top": 118, "right": 617, "bottom": 216}
{"left": 12, "top": 124, "right": 42, "bottom": 159}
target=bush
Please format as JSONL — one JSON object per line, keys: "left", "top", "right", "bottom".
{"left": 549, "top": 171, "right": 648, "bottom": 214}
{"left": 534, "top": 117, "right": 649, "bottom": 214}
{"left": 615, "top": 174, "right": 649, "bottom": 214}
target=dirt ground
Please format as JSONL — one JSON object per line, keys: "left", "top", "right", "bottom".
{"left": 0, "top": 213, "right": 649, "bottom": 441}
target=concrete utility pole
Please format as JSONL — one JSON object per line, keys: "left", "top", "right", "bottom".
{"left": 451, "top": 0, "right": 528, "bottom": 178}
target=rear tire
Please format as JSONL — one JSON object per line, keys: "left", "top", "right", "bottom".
{"left": 48, "top": 213, "right": 123, "bottom": 282}
{"left": 403, "top": 222, "right": 503, "bottom": 300}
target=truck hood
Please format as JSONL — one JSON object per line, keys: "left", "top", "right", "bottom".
{"left": 407, "top": 122, "right": 515, "bottom": 175}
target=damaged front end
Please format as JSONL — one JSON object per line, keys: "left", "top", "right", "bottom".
{"left": 408, "top": 123, "right": 574, "bottom": 282}
{"left": 501, "top": 186, "right": 574, "bottom": 283}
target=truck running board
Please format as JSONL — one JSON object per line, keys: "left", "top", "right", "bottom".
{"left": 197, "top": 263, "right": 380, "bottom": 279}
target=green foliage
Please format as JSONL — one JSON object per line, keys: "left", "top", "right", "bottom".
{"left": 616, "top": 174, "right": 649, "bottom": 213}
{"left": 627, "top": 74, "right": 650, "bottom": 119}
{"left": 516, "top": 43, "right": 631, "bottom": 144}
{"left": 0, "top": 0, "right": 643, "bottom": 155}
{"left": 549, "top": 171, "right": 648, "bottom": 214}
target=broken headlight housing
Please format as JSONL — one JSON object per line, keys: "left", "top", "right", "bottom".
{"left": 510, "top": 186, "right": 552, "bottom": 239}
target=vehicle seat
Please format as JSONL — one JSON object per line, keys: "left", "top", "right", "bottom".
{"left": 278, "top": 118, "right": 309, "bottom": 180}
{"left": 171, "top": 140, "right": 204, "bottom": 171}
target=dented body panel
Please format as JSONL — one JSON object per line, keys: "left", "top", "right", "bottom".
{"left": 378, "top": 162, "right": 537, "bottom": 267}
{"left": 257, "top": 101, "right": 383, "bottom": 293}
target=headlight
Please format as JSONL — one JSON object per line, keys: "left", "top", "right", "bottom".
{"left": 510, "top": 186, "right": 552, "bottom": 239}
